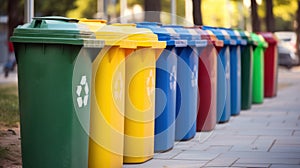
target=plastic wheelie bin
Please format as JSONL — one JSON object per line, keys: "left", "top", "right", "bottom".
{"left": 80, "top": 20, "right": 134, "bottom": 168}
{"left": 250, "top": 33, "right": 268, "bottom": 103}
{"left": 10, "top": 17, "right": 104, "bottom": 168}
{"left": 162, "top": 25, "right": 207, "bottom": 141}
{"left": 186, "top": 27, "right": 223, "bottom": 131}
{"left": 115, "top": 24, "right": 166, "bottom": 163}
{"left": 238, "top": 30, "right": 255, "bottom": 110}
{"left": 202, "top": 26, "right": 233, "bottom": 123}
{"left": 136, "top": 22, "right": 180, "bottom": 152}
{"left": 257, "top": 32, "right": 279, "bottom": 98}
{"left": 219, "top": 28, "right": 247, "bottom": 116}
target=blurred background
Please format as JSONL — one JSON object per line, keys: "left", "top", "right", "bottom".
{"left": 0, "top": 0, "right": 300, "bottom": 68}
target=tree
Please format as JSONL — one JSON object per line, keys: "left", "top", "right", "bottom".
{"left": 251, "top": 0, "right": 261, "bottom": 32}
{"left": 144, "top": 0, "right": 161, "bottom": 22}
{"left": 192, "top": 0, "right": 203, "bottom": 25}
{"left": 8, "top": 0, "right": 24, "bottom": 38}
{"left": 266, "top": 0, "right": 275, "bottom": 32}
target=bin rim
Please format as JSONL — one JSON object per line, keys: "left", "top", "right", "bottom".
{"left": 10, "top": 16, "right": 104, "bottom": 47}
{"left": 257, "top": 32, "right": 278, "bottom": 45}
{"left": 93, "top": 24, "right": 165, "bottom": 48}
{"left": 136, "top": 23, "right": 192, "bottom": 45}
{"left": 250, "top": 33, "right": 269, "bottom": 48}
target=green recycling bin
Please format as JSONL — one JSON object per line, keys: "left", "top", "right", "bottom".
{"left": 10, "top": 17, "right": 104, "bottom": 168}
{"left": 250, "top": 33, "right": 268, "bottom": 104}
{"left": 238, "top": 30, "right": 255, "bottom": 110}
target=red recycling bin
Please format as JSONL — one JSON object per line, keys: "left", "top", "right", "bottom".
{"left": 188, "top": 27, "right": 223, "bottom": 132}
{"left": 258, "top": 32, "right": 278, "bottom": 98}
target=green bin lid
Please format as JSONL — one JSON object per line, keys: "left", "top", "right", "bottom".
{"left": 250, "top": 33, "right": 268, "bottom": 48}
{"left": 10, "top": 16, "right": 104, "bottom": 47}
{"left": 237, "top": 30, "right": 257, "bottom": 46}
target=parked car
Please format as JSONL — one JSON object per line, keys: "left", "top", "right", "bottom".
{"left": 275, "top": 31, "right": 299, "bottom": 69}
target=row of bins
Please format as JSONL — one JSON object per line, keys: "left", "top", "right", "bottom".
{"left": 10, "top": 17, "right": 279, "bottom": 168}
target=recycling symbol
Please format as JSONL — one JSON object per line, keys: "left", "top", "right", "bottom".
{"left": 146, "top": 69, "right": 155, "bottom": 96}
{"left": 114, "top": 72, "right": 123, "bottom": 101}
{"left": 169, "top": 65, "right": 177, "bottom": 90}
{"left": 226, "top": 58, "right": 230, "bottom": 80}
{"left": 76, "top": 75, "right": 89, "bottom": 108}
{"left": 191, "top": 65, "right": 198, "bottom": 87}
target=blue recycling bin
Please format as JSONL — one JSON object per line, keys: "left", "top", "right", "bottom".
{"left": 136, "top": 22, "right": 179, "bottom": 152}
{"left": 161, "top": 25, "right": 207, "bottom": 141}
{"left": 202, "top": 26, "right": 234, "bottom": 123}
{"left": 219, "top": 28, "right": 247, "bottom": 116}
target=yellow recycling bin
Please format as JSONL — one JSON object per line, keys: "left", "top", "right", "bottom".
{"left": 81, "top": 20, "right": 135, "bottom": 168}
{"left": 82, "top": 20, "right": 165, "bottom": 167}
{"left": 111, "top": 24, "right": 166, "bottom": 163}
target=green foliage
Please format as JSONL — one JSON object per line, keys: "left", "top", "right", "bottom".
{"left": 273, "top": 0, "right": 297, "bottom": 21}
{"left": 0, "top": 0, "right": 8, "bottom": 15}
{"left": 67, "top": 0, "right": 96, "bottom": 18}
{"left": 202, "top": 0, "right": 233, "bottom": 27}
{"left": 128, "top": 0, "right": 143, "bottom": 6}
{"left": 0, "top": 84, "right": 19, "bottom": 127}
{"left": 258, "top": 0, "right": 297, "bottom": 31}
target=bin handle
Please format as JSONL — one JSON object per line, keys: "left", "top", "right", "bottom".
{"left": 33, "top": 16, "right": 79, "bottom": 23}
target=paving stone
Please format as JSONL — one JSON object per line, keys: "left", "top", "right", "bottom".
{"left": 173, "top": 150, "right": 220, "bottom": 161}
{"left": 235, "top": 158, "right": 300, "bottom": 164}
{"left": 235, "top": 129, "right": 293, "bottom": 136}
{"left": 218, "top": 151, "right": 300, "bottom": 159}
{"left": 275, "top": 137, "right": 300, "bottom": 145}
{"left": 293, "top": 130, "right": 300, "bottom": 136}
{"left": 154, "top": 149, "right": 184, "bottom": 159}
{"left": 193, "top": 132, "right": 216, "bottom": 144}
{"left": 204, "top": 145, "right": 232, "bottom": 153}
{"left": 204, "top": 156, "right": 238, "bottom": 167}
{"left": 269, "top": 145, "right": 300, "bottom": 153}
{"left": 230, "top": 144, "right": 269, "bottom": 152}
{"left": 123, "top": 159, "right": 207, "bottom": 168}
{"left": 201, "top": 135, "right": 257, "bottom": 146}
{"left": 270, "top": 164, "right": 300, "bottom": 168}
{"left": 232, "top": 163, "right": 271, "bottom": 168}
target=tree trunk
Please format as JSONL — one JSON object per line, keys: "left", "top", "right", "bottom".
{"left": 251, "top": 0, "right": 260, "bottom": 32}
{"left": 8, "top": 0, "right": 23, "bottom": 39}
{"left": 192, "top": 0, "right": 203, "bottom": 25}
{"left": 296, "top": 0, "right": 300, "bottom": 65}
{"left": 144, "top": 0, "right": 161, "bottom": 22}
{"left": 266, "top": 0, "right": 275, "bottom": 32}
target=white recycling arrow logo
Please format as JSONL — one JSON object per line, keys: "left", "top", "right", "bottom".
{"left": 226, "top": 56, "right": 230, "bottom": 80}
{"left": 146, "top": 69, "right": 155, "bottom": 96}
{"left": 191, "top": 65, "right": 198, "bottom": 87}
{"left": 169, "top": 65, "right": 177, "bottom": 90}
{"left": 114, "top": 72, "right": 123, "bottom": 101}
{"left": 76, "top": 75, "right": 89, "bottom": 108}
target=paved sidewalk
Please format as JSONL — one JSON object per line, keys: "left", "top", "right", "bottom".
{"left": 124, "top": 67, "right": 300, "bottom": 168}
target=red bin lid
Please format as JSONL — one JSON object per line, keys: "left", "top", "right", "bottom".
{"left": 185, "top": 26, "right": 224, "bottom": 47}
{"left": 257, "top": 32, "right": 278, "bottom": 45}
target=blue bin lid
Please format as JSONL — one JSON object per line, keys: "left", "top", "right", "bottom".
{"left": 218, "top": 27, "right": 247, "bottom": 46}
{"left": 202, "top": 26, "right": 236, "bottom": 46}
{"left": 136, "top": 22, "right": 187, "bottom": 47}
{"left": 162, "top": 25, "right": 208, "bottom": 47}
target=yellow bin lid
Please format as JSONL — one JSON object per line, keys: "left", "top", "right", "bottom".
{"left": 80, "top": 20, "right": 166, "bottom": 49}
{"left": 79, "top": 19, "right": 107, "bottom": 32}
{"left": 110, "top": 23, "right": 166, "bottom": 49}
